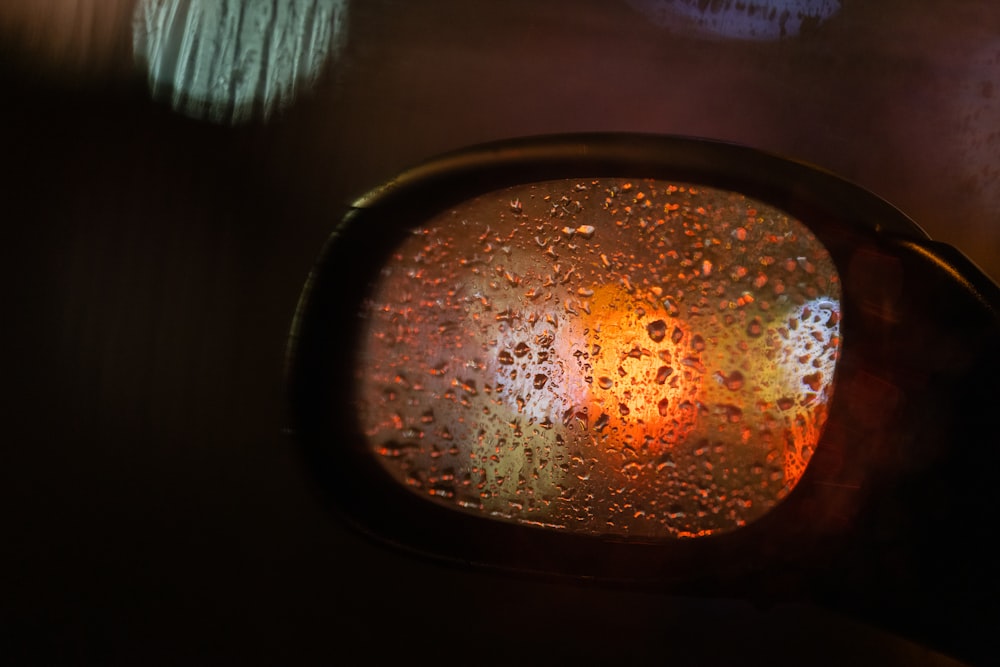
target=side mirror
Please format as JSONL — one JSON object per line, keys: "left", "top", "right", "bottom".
{"left": 287, "top": 134, "right": 1000, "bottom": 662}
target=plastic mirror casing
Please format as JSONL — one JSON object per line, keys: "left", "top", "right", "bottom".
{"left": 286, "top": 134, "right": 1000, "bottom": 662}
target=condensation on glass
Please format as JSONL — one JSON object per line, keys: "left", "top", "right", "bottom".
{"left": 356, "top": 179, "right": 841, "bottom": 538}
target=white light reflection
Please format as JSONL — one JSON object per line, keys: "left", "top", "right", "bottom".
{"left": 133, "top": 0, "right": 348, "bottom": 124}
{"left": 628, "top": 0, "right": 840, "bottom": 40}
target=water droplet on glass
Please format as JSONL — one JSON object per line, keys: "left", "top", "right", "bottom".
{"left": 723, "top": 370, "right": 744, "bottom": 391}
{"left": 513, "top": 342, "right": 530, "bottom": 358}
{"left": 536, "top": 331, "right": 555, "bottom": 348}
{"left": 594, "top": 413, "right": 610, "bottom": 431}
{"left": 646, "top": 319, "right": 667, "bottom": 343}
{"left": 598, "top": 376, "right": 614, "bottom": 390}
{"left": 803, "top": 372, "right": 823, "bottom": 392}
{"left": 533, "top": 374, "right": 549, "bottom": 390}
{"left": 720, "top": 404, "right": 743, "bottom": 422}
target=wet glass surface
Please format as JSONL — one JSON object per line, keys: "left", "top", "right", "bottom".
{"left": 359, "top": 179, "right": 841, "bottom": 537}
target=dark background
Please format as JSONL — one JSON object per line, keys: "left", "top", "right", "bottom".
{"left": 2, "top": 1, "right": 997, "bottom": 663}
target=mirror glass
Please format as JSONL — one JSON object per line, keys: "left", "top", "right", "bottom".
{"left": 357, "top": 178, "right": 841, "bottom": 538}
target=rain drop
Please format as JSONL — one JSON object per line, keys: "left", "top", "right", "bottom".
{"left": 646, "top": 319, "right": 667, "bottom": 343}
{"left": 803, "top": 372, "right": 823, "bottom": 392}
{"left": 724, "top": 370, "right": 744, "bottom": 391}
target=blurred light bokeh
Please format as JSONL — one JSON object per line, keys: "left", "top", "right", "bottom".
{"left": 627, "top": 0, "right": 841, "bottom": 40}
{"left": 132, "top": 0, "right": 348, "bottom": 123}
